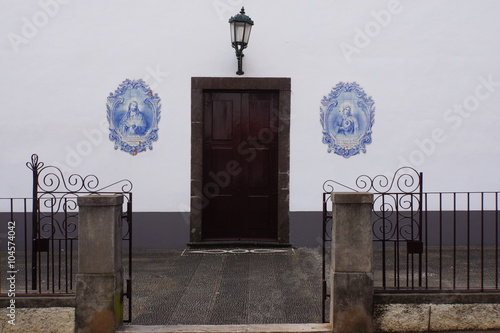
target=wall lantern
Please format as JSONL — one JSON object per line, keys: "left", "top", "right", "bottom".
{"left": 229, "top": 7, "right": 254, "bottom": 75}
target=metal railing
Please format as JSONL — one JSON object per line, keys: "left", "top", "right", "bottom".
{"left": 322, "top": 168, "right": 500, "bottom": 296}
{"left": 0, "top": 197, "right": 78, "bottom": 294}
{"left": 0, "top": 154, "right": 134, "bottom": 322}
{"left": 375, "top": 191, "right": 499, "bottom": 292}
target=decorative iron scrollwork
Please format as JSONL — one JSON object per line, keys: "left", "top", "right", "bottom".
{"left": 26, "top": 153, "right": 45, "bottom": 172}
{"left": 322, "top": 179, "right": 358, "bottom": 193}
{"left": 355, "top": 167, "right": 421, "bottom": 193}
{"left": 323, "top": 167, "right": 422, "bottom": 242}
{"left": 28, "top": 153, "right": 133, "bottom": 240}
{"left": 28, "top": 154, "right": 133, "bottom": 194}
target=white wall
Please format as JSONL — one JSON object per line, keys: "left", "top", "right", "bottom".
{"left": 1, "top": 0, "right": 500, "bottom": 212}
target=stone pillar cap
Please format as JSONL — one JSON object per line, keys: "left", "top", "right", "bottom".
{"left": 331, "top": 192, "right": 373, "bottom": 204}
{"left": 77, "top": 194, "right": 124, "bottom": 207}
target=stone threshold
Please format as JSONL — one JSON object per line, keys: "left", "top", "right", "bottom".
{"left": 187, "top": 241, "right": 292, "bottom": 248}
{"left": 116, "top": 323, "right": 332, "bottom": 333}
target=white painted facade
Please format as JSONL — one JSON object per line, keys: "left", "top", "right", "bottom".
{"left": 2, "top": 0, "right": 500, "bottom": 213}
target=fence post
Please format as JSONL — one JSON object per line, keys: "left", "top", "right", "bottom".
{"left": 75, "top": 195, "right": 124, "bottom": 333}
{"left": 330, "top": 192, "right": 374, "bottom": 333}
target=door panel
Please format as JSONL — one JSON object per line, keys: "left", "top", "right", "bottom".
{"left": 211, "top": 100, "right": 234, "bottom": 140}
{"left": 203, "top": 93, "right": 240, "bottom": 240}
{"left": 248, "top": 100, "right": 271, "bottom": 137}
{"left": 202, "top": 91, "right": 278, "bottom": 241}
{"left": 247, "top": 148, "right": 270, "bottom": 188}
{"left": 209, "top": 147, "right": 234, "bottom": 176}
{"left": 245, "top": 196, "right": 272, "bottom": 230}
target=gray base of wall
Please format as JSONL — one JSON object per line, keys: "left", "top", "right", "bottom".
{"left": 131, "top": 211, "right": 322, "bottom": 249}
{"left": 130, "top": 210, "right": 497, "bottom": 249}
{"left": 2, "top": 210, "right": 493, "bottom": 249}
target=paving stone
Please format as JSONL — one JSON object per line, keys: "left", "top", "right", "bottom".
{"left": 129, "top": 248, "right": 323, "bottom": 325}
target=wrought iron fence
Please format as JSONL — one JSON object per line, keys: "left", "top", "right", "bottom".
{"left": 322, "top": 167, "right": 500, "bottom": 307}
{"left": 418, "top": 191, "right": 498, "bottom": 291}
{"left": 0, "top": 154, "right": 134, "bottom": 321}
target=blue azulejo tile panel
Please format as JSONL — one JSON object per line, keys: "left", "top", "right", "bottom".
{"left": 320, "top": 82, "right": 375, "bottom": 158}
{"left": 107, "top": 79, "right": 161, "bottom": 155}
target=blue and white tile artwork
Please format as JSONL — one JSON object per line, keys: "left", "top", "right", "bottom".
{"left": 320, "top": 82, "right": 375, "bottom": 158}
{"left": 107, "top": 79, "right": 161, "bottom": 155}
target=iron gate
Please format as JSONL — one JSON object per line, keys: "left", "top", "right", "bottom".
{"left": 25, "top": 154, "right": 134, "bottom": 322}
{"left": 321, "top": 167, "right": 423, "bottom": 322}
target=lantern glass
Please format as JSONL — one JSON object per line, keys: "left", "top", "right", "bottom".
{"left": 242, "top": 23, "right": 252, "bottom": 44}
{"left": 231, "top": 21, "right": 252, "bottom": 45}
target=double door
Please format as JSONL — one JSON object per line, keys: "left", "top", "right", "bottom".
{"left": 202, "top": 91, "right": 278, "bottom": 241}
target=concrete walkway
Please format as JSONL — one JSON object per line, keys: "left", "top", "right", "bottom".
{"left": 125, "top": 248, "right": 324, "bottom": 325}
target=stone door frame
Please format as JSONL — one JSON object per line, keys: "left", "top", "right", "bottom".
{"left": 190, "top": 77, "right": 291, "bottom": 244}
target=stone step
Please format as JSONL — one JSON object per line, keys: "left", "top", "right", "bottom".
{"left": 116, "top": 323, "right": 332, "bottom": 333}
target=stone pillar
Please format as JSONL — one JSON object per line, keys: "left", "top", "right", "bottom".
{"left": 76, "top": 195, "right": 124, "bottom": 333}
{"left": 330, "top": 192, "right": 374, "bottom": 333}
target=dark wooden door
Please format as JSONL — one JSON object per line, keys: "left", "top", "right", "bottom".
{"left": 202, "top": 91, "right": 278, "bottom": 241}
